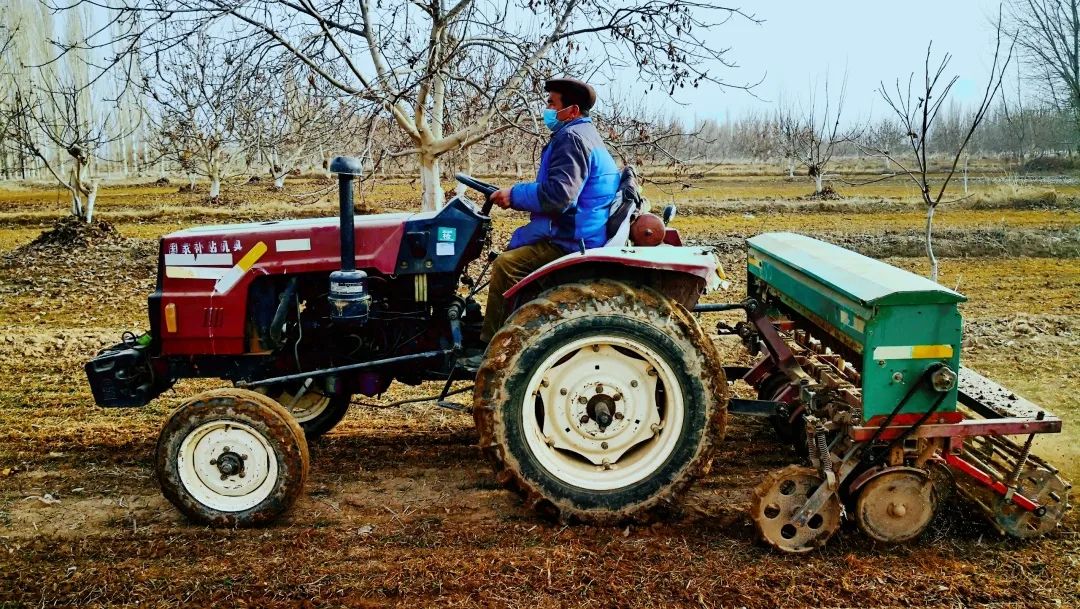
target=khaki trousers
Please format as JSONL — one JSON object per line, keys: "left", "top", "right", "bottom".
{"left": 481, "top": 241, "right": 567, "bottom": 342}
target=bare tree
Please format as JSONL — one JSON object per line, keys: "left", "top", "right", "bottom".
{"left": 777, "top": 75, "right": 854, "bottom": 194}
{"left": 774, "top": 107, "right": 807, "bottom": 178}
{"left": 143, "top": 31, "right": 258, "bottom": 202}
{"left": 0, "top": 15, "right": 19, "bottom": 179}
{"left": 2, "top": 75, "right": 125, "bottom": 221}
{"left": 240, "top": 68, "right": 344, "bottom": 190}
{"left": 1006, "top": 0, "right": 1080, "bottom": 140}
{"left": 864, "top": 118, "right": 904, "bottom": 172}
{"left": 68, "top": 0, "right": 758, "bottom": 211}
{"left": 730, "top": 112, "right": 777, "bottom": 162}
{"left": 1000, "top": 63, "right": 1037, "bottom": 168}
{"left": 868, "top": 33, "right": 1013, "bottom": 281}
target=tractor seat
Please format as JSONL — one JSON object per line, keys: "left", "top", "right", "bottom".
{"left": 604, "top": 198, "right": 633, "bottom": 247}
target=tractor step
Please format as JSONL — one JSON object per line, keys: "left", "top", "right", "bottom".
{"left": 436, "top": 400, "right": 470, "bottom": 413}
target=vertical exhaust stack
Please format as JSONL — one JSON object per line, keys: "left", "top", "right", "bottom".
{"left": 327, "top": 156, "right": 370, "bottom": 322}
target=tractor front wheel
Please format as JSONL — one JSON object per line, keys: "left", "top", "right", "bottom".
{"left": 474, "top": 281, "right": 727, "bottom": 523}
{"left": 156, "top": 388, "right": 309, "bottom": 527}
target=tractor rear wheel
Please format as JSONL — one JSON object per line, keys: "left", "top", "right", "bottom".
{"left": 474, "top": 280, "right": 727, "bottom": 523}
{"left": 256, "top": 383, "right": 350, "bottom": 440}
{"left": 156, "top": 388, "right": 309, "bottom": 527}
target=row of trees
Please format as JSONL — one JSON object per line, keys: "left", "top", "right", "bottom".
{"left": 1, "top": 1, "right": 1079, "bottom": 220}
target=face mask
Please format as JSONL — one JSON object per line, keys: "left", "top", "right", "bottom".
{"left": 542, "top": 108, "right": 563, "bottom": 131}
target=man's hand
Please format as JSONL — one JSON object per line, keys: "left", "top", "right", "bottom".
{"left": 490, "top": 187, "right": 512, "bottom": 210}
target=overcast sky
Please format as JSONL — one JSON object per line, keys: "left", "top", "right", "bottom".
{"left": 606, "top": 0, "right": 1010, "bottom": 124}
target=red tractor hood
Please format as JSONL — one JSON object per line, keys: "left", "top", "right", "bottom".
{"left": 158, "top": 213, "right": 421, "bottom": 355}
{"left": 162, "top": 213, "right": 416, "bottom": 281}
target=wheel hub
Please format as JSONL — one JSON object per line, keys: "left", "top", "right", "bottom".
{"left": 586, "top": 394, "right": 618, "bottom": 429}
{"left": 523, "top": 336, "right": 685, "bottom": 491}
{"left": 855, "top": 466, "right": 936, "bottom": 543}
{"left": 177, "top": 421, "right": 278, "bottom": 511}
{"left": 212, "top": 450, "right": 245, "bottom": 478}
{"left": 540, "top": 346, "right": 663, "bottom": 466}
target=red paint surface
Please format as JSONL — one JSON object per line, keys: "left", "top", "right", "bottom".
{"left": 503, "top": 245, "right": 719, "bottom": 300}
{"left": 158, "top": 215, "right": 407, "bottom": 355}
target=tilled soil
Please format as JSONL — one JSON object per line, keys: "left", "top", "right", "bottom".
{"left": 0, "top": 187, "right": 1078, "bottom": 608}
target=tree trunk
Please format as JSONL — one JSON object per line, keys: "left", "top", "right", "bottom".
{"left": 70, "top": 191, "right": 84, "bottom": 219}
{"left": 419, "top": 153, "right": 444, "bottom": 212}
{"left": 273, "top": 172, "right": 286, "bottom": 190}
{"left": 85, "top": 182, "right": 99, "bottom": 224}
{"left": 815, "top": 172, "right": 823, "bottom": 194}
{"left": 68, "top": 164, "right": 84, "bottom": 219}
{"left": 209, "top": 174, "right": 221, "bottom": 201}
{"left": 787, "top": 158, "right": 795, "bottom": 178}
{"left": 926, "top": 204, "right": 939, "bottom": 282}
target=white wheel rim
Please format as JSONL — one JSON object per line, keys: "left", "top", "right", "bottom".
{"left": 258, "top": 386, "right": 332, "bottom": 424}
{"left": 522, "top": 334, "right": 685, "bottom": 491}
{"left": 177, "top": 421, "right": 279, "bottom": 512}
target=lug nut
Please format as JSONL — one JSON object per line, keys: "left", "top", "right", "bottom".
{"left": 614, "top": 412, "right": 624, "bottom": 420}
{"left": 580, "top": 415, "right": 590, "bottom": 424}
{"left": 613, "top": 394, "right": 622, "bottom": 401}
{"left": 601, "top": 442, "right": 609, "bottom": 450}
{"left": 560, "top": 388, "right": 568, "bottom": 396}
{"left": 595, "top": 385, "right": 604, "bottom": 393}
{"left": 578, "top": 396, "right": 588, "bottom": 404}
{"left": 209, "top": 459, "right": 217, "bottom": 465}
{"left": 630, "top": 380, "right": 638, "bottom": 388}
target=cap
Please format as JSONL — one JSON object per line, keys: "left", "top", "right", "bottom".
{"left": 544, "top": 78, "right": 597, "bottom": 112}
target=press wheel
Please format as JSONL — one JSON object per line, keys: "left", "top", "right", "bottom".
{"left": 751, "top": 465, "right": 842, "bottom": 553}
{"left": 855, "top": 466, "right": 936, "bottom": 543}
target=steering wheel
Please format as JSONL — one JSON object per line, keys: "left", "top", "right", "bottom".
{"left": 454, "top": 173, "right": 500, "bottom": 216}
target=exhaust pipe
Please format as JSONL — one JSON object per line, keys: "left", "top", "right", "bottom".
{"left": 327, "top": 156, "right": 370, "bottom": 321}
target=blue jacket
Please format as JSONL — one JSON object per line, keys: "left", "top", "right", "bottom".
{"left": 508, "top": 117, "right": 620, "bottom": 252}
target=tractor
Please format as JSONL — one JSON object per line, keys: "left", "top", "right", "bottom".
{"left": 85, "top": 157, "right": 728, "bottom": 526}
{"left": 85, "top": 157, "right": 1070, "bottom": 549}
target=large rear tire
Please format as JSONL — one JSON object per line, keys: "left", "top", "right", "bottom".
{"left": 156, "top": 388, "right": 309, "bottom": 527}
{"left": 474, "top": 280, "right": 727, "bottom": 523}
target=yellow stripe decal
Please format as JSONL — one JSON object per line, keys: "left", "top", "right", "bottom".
{"left": 237, "top": 241, "right": 268, "bottom": 271}
{"left": 872, "top": 345, "right": 954, "bottom": 360}
{"left": 911, "top": 344, "right": 954, "bottom": 359}
{"left": 214, "top": 241, "right": 267, "bottom": 294}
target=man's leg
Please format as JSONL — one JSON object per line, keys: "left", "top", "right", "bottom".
{"left": 480, "top": 241, "right": 566, "bottom": 343}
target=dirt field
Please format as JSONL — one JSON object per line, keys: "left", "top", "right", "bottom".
{"left": 0, "top": 167, "right": 1078, "bottom": 608}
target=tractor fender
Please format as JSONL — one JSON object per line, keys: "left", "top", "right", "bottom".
{"left": 503, "top": 245, "right": 725, "bottom": 309}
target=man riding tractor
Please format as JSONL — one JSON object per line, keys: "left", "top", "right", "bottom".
{"left": 462, "top": 77, "right": 620, "bottom": 370}
{"left": 85, "top": 72, "right": 729, "bottom": 527}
